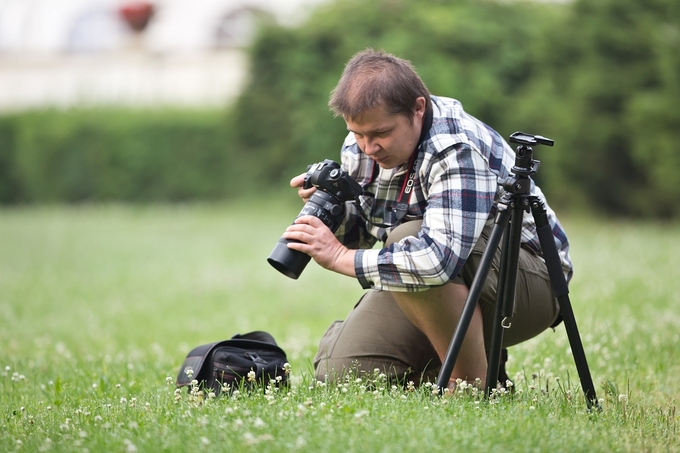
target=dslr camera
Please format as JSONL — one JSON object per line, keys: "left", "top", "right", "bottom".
{"left": 268, "top": 160, "right": 362, "bottom": 279}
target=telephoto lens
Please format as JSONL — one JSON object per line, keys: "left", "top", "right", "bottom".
{"left": 268, "top": 160, "right": 362, "bottom": 279}
{"left": 267, "top": 191, "right": 343, "bottom": 279}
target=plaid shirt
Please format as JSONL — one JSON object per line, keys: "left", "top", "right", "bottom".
{"left": 335, "top": 95, "right": 573, "bottom": 291}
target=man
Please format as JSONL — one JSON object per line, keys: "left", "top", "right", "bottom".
{"left": 282, "top": 49, "right": 569, "bottom": 389}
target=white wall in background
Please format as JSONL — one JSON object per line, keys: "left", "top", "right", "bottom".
{"left": 0, "top": 0, "right": 328, "bottom": 110}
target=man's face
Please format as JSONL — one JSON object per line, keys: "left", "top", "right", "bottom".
{"left": 344, "top": 97, "right": 426, "bottom": 169}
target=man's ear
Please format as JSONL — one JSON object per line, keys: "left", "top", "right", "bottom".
{"left": 413, "top": 97, "right": 427, "bottom": 123}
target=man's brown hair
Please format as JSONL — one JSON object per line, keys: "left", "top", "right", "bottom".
{"left": 329, "top": 49, "right": 431, "bottom": 121}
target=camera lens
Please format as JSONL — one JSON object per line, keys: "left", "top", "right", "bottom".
{"left": 268, "top": 160, "right": 361, "bottom": 279}
{"left": 267, "top": 239, "right": 310, "bottom": 280}
{"left": 268, "top": 191, "right": 342, "bottom": 279}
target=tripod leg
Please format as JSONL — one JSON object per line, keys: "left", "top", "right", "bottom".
{"left": 485, "top": 199, "right": 526, "bottom": 396}
{"left": 436, "top": 205, "right": 511, "bottom": 394}
{"left": 530, "top": 199, "right": 599, "bottom": 410}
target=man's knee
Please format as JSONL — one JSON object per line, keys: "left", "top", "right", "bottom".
{"left": 385, "top": 221, "right": 422, "bottom": 246}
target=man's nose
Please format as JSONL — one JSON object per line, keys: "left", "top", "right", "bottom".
{"left": 363, "top": 138, "right": 380, "bottom": 155}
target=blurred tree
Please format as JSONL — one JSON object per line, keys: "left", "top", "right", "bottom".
{"left": 528, "top": 0, "right": 680, "bottom": 216}
{"left": 229, "top": 0, "right": 563, "bottom": 188}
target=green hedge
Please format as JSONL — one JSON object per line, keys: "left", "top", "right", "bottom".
{"left": 0, "top": 109, "right": 237, "bottom": 203}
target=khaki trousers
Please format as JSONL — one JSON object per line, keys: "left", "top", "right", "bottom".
{"left": 313, "top": 220, "right": 561, "bottom": 384}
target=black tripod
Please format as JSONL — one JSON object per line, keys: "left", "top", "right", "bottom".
{"left": 435, "top": 132, "right": 599, "bottom": 410}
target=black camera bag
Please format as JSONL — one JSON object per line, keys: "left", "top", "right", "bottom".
{"left": 175, "top": 331, "right": 289, "bottom": 395}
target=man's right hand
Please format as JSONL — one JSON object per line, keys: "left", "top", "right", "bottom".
{"left": 290, "top": 173, "right": 316, "bottom": 204}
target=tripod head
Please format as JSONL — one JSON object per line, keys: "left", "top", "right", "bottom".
{"left": 509, "top": 131, "right": 554, "bottom": 147}
{"left": 503, "top": 131, "right": 554, "bottom": 195}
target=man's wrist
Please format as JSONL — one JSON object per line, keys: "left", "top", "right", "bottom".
{"left": 332, "top": 248, "right": 357, "bottom": 278}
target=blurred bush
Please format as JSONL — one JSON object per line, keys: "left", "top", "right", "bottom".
{"left": 230, "top": 0, "right": 680, "bottom": 217}
{"left": 0, "top": 0, "right": 678, "bottom": 217}
{"left": 0, "top": 109, "right": 233, "bottom": 203}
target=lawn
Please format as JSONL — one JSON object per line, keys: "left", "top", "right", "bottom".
{"left": 1, "top": 201, "right": 678, "bottom": 452}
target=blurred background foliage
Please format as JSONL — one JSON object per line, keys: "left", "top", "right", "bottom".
{"left": 1, "top": 0, "right": 678, "bottom": 217}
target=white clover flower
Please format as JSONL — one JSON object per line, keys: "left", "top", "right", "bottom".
{"left": 185, "top": 368, "right": 194, "bottom": 378}
{"left": 618, "top": 394, "right": 628, "bottom": 404}
{"left": 165, "top": 377, "right": 173, "bottom": 384}
{"left": 354, "top": 409, "right": 369, "bottom": 418}
{"left": 124, "top": 439, "right": 137, "bottom": 453}
{"left": 242, "top": 432, "right": 256, "bottom": 446}
{"left": 247, "top": 370, "right": 257, "bottom": 383}
{"left": 283, "top": 363, "right": 291, "bottom": 375}
{"left": 120, "top": 397, "right": 127, "bottom": 405}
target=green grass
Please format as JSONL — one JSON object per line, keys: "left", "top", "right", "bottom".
{"left": 1, "top": 201, "right": 679, "bottom": 452}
